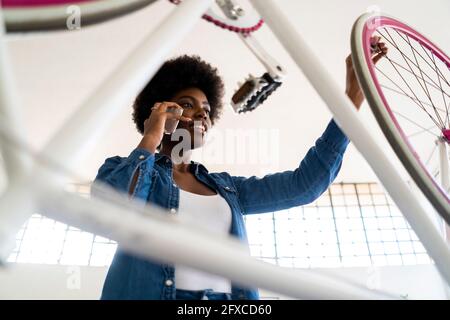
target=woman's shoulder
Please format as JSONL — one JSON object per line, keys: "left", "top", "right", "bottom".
{"left": 207, "top": 171, "right": 239, "bottom": 191}
{"left": 101, "top": 155, "right": 126, "bottom": 167}
{"left": 208, "top": 171, "right": 232, "bottom": 179}
{"left": 101, "top": 148, "right": 155, "bottom": 168}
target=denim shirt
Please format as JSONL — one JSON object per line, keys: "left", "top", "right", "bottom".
{"left": 93, "top": 119, "right": 350, "bottom": 300}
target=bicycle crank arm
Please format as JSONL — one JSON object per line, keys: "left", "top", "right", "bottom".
{"left": 231, "top": 33, "right": 285, "bottom": 113}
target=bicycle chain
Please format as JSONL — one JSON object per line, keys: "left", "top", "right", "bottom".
{"left": 168, "top": 0, "right": 264, "bottom": 34}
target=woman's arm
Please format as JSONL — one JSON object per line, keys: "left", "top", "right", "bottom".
{"left": 91, "top": 147, "right": 156, "bottom": 198}
{"left": 231, "top": 41, "right": 388, "bottom": 215}
{"left": 231, "top": 119, "right": 349, "bottom": 215}
{"left": 345, "top": 37, "right": 387, "bottom": 108}
{"left": 92, "top": 101, "right": 191, "bottom": 197}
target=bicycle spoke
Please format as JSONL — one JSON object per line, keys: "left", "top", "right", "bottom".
{"left": 384, "top": 57, "right": 450, "bottom": 101}
{"left": 419, "top": 42, "right": 450, "bottom": 92}
{"left": 433, "top": 170, "right": 439, "bottom": 179}
{"left": 408, "top": 125, "right": 438, "bottom": 138}
{"left": 407, "top": 34, "right": 450, "bottom": 128}
{"left": 376, "top": 29, "right": 450, "bottom": 95}
{"left": 376, "top": 66, "right": 443, "bottom": 129}
{"left": 378, "top": 27, "right": 450, "bottom": 129}
{"left": 392, "top": 111, "right": 441, "bottom": 138}
{"left": 380, "top": 84, "right": 448, "bottom": 115}
{"left": 383, "top": 28, "right": 446, "bottom": 128}
{"left": 405, "top": 34, "right": 442, "bottom": 121}
{"left": 376, "top": 30, "right": 447, "bottom": 128}
{"left": 377, "top": 30, "right": 430, "bottom": 75}
{"left": 429, "top": 49, "right": 450, "bottom": 128}
{"left": 393, "top": 29, "right": 450, "bottom": 88}
{"left": 377, "top": 28, "right": 450, "bottom": 91}
{"left": 448, "top": 101, "right": 450, "bottom": 128}
{"left": 425, "top": 143, "right": 438, "bottom": 166}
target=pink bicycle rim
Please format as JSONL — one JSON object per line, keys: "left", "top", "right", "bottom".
{"left": 2, "top": 0, "right": 93, "bottom": 7}
{"left": 362, "top": 16, "right": 450, "bottom": 204}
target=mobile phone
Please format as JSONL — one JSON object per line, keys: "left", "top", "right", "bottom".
{"left": 164, "top": 107, "right": 183, "bottom": 134}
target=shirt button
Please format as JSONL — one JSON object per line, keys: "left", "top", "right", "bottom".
{"left": 172, "top": 183, "right": 177, "bottom": 188}
{"left": 170, "top": 208, "right": 177, "bottom": 214}
{"left": 225, "top": 186, "right": 230, "bottom": 190}
{"left": 138, "top": 155, "right": 145, "bottom": 160}
{"left": 165, "top": 279, "right": 173, "bottom": 286}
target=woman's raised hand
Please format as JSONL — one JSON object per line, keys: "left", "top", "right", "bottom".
{"left": 139, "top": 102, "right": 192, "bottom": 153}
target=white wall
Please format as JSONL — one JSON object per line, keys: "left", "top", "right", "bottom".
{"left": 0, "top": 263, "right": 447, "bottom": 300}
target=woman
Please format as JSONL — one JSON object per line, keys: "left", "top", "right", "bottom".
{"left": 94, "top": 38, "right": 387, "bottom": 300}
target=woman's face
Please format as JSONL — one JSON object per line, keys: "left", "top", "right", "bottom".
{"left": 168, "top": 87, "right": 212, "bottom": 150}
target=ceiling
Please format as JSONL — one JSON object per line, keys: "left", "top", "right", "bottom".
{"left": 3, "top": 0, "right": 450, "bottom": 184}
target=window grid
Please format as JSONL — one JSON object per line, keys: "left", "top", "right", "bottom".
{"left": 8, "top": 183, "right": 118, "bottom": 266}
{"left": 56, "top": 223, "right": 71, "bottom": 265}
{"left": 8, "top": 182, "right": 432, "bottom": 267}
{"left": 372, "top": 183, "right": 404, "bottom": 265}
{"left": 354, "top": 184, "right": 374, "bottom": 265}
{"left": 244, "top": 182, "right": 432, "bottom": 268}
{"left": 328, "top": 188, "right": 343, "bottom": 262}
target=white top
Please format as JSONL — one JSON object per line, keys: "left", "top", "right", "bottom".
{"left": 175, "top": 188, "right": 232, "bottom": 293}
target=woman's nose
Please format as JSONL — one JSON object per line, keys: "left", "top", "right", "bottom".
{"left": 194, "top": 108, "right": 207, "bottom": 120}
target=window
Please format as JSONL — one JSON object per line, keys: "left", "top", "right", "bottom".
{"left": 7, "top": 183, "right": 117, "bottom": 266}
{"left": 244, "top": 183, "right": 432, "bottom": 268}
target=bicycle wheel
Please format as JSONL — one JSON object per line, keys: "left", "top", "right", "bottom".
{"left": 2, "top": 0, "right": 158, "bottom": 32}
{"left": 351, "top": 13, "right": 450, "bottom": 224}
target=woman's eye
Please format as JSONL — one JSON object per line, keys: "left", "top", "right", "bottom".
{"left": 181, "top": 102, "right": 193, "bottom": 108}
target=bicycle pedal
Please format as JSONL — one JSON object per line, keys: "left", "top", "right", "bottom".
{"left": 231, "top": 73, "right": 282, "bottom": 113}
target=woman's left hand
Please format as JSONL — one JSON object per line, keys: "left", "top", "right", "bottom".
{"left": 345, "top": 36, "right": 388, "bottom": 110}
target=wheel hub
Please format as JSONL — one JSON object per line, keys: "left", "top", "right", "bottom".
{"left": 443, "top": 129, "right": 450, "bottom": 143}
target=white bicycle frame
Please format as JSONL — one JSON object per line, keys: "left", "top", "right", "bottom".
{"left": 437, "top": 138, "right": 450, "bottom": 240}
{"left": 0, "top": 0, "right": 448, "bottom": 299}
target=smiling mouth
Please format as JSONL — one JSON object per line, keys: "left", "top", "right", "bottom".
{"left": 189, "top": 121, "right": 206, "bottom": 134}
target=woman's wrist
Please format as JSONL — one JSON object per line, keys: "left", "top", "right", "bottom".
{"left": 137, "top": 134, "right": 160, "bottom": 154}
{"left": 345, "top": 90, "right": 364, "bottom": 110}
